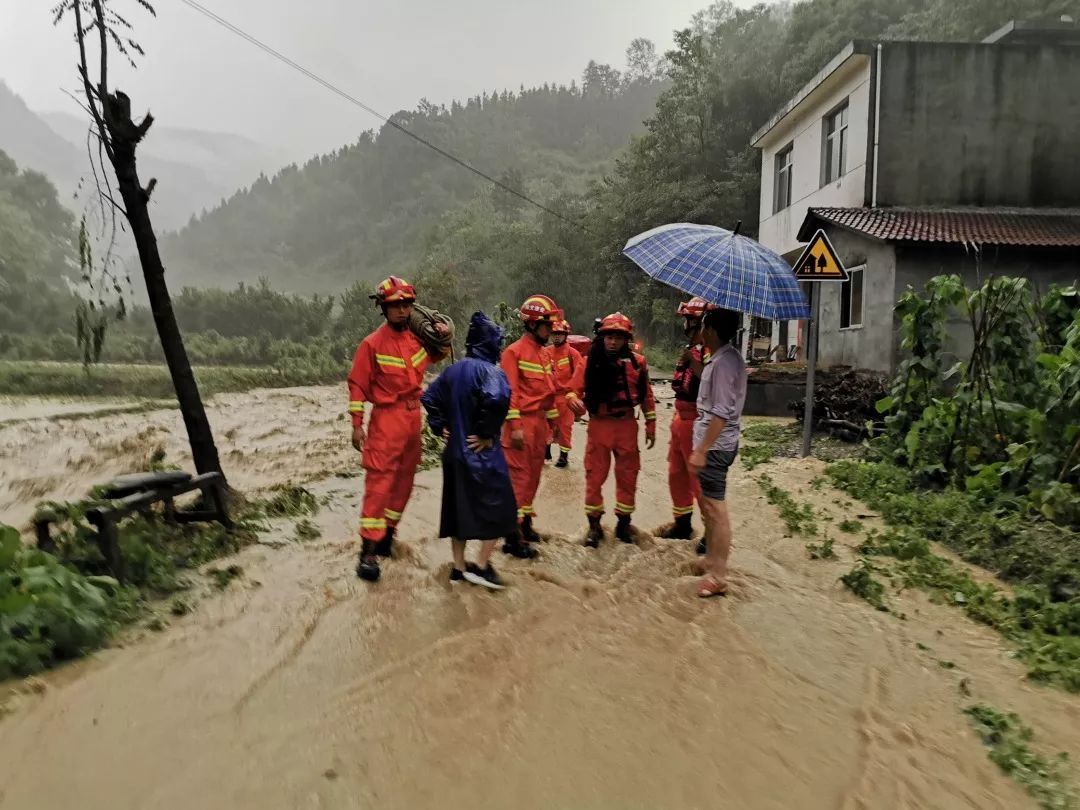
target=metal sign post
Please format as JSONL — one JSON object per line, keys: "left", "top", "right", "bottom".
{"left": 792, "top": 229, "right": 848, "bottom": 458}
{"left": 801, "top": 284, "right": 820, "bottom": 457}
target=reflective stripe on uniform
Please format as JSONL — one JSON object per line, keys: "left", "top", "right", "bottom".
{"left": 615, "top": 502, "right": 635, "bottom": 515}
{"left": 348, "top": 400, "right": 366, "bottom": 413}
{"left": 584, "top": 503, "right": 604, "bottom": 515}
{"left": 384, "top": 508, "right": 403, "bottom": 522}
{"left": 361, "top": 517, "right": 387, "bottom": 529}
{"left": 375, "top": 354, "right": 407, "bottom": 369}
{"left": 545, "top": 409, "right": 559, "bottom": 420}
{"left": 411, "top": 348, "right": 428, "bottom": 367}
{"left": 507, "top": 409, "right": 521, "bottom": 420}
{"left": 517, "top": 360, "right": 545, "bottom": 373}
{"left": 672, "top": 505, "right": 695, "bottom": 516}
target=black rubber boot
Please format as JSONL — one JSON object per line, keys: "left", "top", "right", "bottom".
{"left": 502, "top": 531, "right": 539, "bottom": 559}
{"left": 374, "top": 526, "right": 396, "bottom": 557}
{"left": 616, "top": 514, "right": 634, "bottom": 544}
{"left": 356, "top": 540, "right": 381, "bottom": 582}
{"left": 520, "top": 515, "right": 542, "bottom": 544}
{"left": 544, "top": 445, "right": 552, "bottom": 461}
{"left": 658, "top": 514, "right": 693, "bottom": 540}
{"left": 696, "top": 538, "right": 707, "bottom": 556}
{"left": 555, "top": 450, "right": 569, "bottom": 469}
{"left": 585, "top": 515, "right": 603, "bottom": 548}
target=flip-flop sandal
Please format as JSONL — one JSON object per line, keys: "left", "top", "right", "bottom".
{"left": 697, "top": 575, "right": 728, "bottom": 598}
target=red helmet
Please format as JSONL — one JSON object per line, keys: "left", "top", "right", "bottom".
{"left": 597, "top": 312, "right": 634, "bottom": 337}
{"left": 372, "top": 276, "right": 416, "bottom": 304}
{"left": 677, "top": 296, "right": 717, "bottom": 318}
{"left": 519, "top": 294, "right": 564, "bottom": 323}
{"left": 551, "top": 319, "right": 571, "bottom": 334}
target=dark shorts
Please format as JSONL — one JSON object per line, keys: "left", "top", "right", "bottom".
{"left": 697, "top": 448, "right": 737, "bottom": 501}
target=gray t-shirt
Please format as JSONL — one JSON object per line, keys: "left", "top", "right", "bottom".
{"left": 693, "top": 344, "right": 747, "bottom": 453}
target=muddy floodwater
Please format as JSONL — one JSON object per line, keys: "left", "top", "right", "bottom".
{"left": 2, "top": 386, "right": 1079, "bottom": 809}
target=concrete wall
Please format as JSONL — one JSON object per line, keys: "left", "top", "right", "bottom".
{"left": 813, "top": 226, "right": 898, "bottom": 373}
{"left": 757, "top": 56, "right": 872, "bottom": 257}
{"left": 893, "top": 246, "right": 1080, "bottom": 366}
{"left": 876, "top": 42, "right": 1080, "bottom": 207}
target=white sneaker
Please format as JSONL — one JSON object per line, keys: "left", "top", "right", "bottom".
{"left": 464, "top": 562, "right": 506, "bottom": 590}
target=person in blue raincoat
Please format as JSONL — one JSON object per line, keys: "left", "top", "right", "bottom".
{"left": 421, "top": 311, "right": 518, "bottom": 589}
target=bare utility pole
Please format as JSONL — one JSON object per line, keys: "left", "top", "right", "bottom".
{"left": 57, "top": 0, "right": 225, "bottom": 480}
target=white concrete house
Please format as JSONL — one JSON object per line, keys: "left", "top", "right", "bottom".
{"left": 750, "top": 41, "right": 876, "bottom": 363}
{"left": 749, "top": 23, "right": 1080, "bottom": 373}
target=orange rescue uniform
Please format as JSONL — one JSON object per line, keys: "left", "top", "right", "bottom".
{"left": 348, "top": 323, "right": 433, "bottom": 541}
{"left": 668, "top": 345, "right": 709, "bottom": 520}
{"left": 549, "top": 341, "right": 582, "bottom": 454}
{"left": 501, "top": 335, "right": 558, "bottom": 520}
{"left": 570, "top": 351, "right": 657, "bottom": 517}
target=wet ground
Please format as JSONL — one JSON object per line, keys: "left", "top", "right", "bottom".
{"left": 1, "top": 386, "right": 1079, "bottom": 809}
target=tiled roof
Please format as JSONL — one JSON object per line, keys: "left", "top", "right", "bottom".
{"left": 799, "top": 207, "right": 1080, "bottom": 248}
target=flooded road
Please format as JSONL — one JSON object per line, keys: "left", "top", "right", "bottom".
{"left": 2, "top": 386, "right": 1079, "bottom": 809}
{"left": 0, "top": 387, "right": 353, "bottom": 529}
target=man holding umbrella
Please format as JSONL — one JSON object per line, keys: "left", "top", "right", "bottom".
{"left": 621, "top": 222, "right": 811, "bottom": 597}
{"left": 688, "top": 308, "right": 746, "bottom": 597}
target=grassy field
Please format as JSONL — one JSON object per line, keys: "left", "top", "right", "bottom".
{"left": 0, "top": 361, "right": 342, "bottom": 398}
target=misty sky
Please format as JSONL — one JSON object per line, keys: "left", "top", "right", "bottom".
{"left": 0, "top": 0, "right": 747, "bottom": 163}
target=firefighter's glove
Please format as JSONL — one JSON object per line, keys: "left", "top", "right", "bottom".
{"left": 510, "top": 429, "right": 526, "bottom": 450}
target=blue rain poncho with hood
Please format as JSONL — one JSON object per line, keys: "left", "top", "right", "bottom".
{"left": 421, "top": 311, "right": 519, "bottom": 540}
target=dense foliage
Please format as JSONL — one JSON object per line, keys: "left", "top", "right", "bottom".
{"left": 828, "top": 276, "right": 1080, "bottom": 693}
{"left": 877, "top": 277, "right": 1080, "bottom": 526}
{"left": 0, "top": 524, "right": 136, "bottom": 679}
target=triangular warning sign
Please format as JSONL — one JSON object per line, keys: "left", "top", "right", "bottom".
{"left": 793, "top": 229, "right": 848, "bottom": 281}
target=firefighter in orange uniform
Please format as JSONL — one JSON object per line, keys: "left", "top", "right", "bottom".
{"left": 348, "top": 276, "right": 447, "bottom": 582}
{"left": 548, "top": 319, "right": 581, "bottom": 469}
{"left": 501, "top": 295, "right": 563, "bottom": 559}
{"left": 567, "top": 313, "right": 657, "bottom": 547}
{"left": 659, "top": 297, "right": 715, "bottom": 543}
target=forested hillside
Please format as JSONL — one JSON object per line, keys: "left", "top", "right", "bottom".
{"left": 159, "top": 43, "right": 670, "bottom": 294}
{"left": 161, "top": 0, "right": 1080, "bottom": 343}
{"left": 0, "top": 148, "right": 80, "bottom": 344}
{"left": 5, "top": 0, "right": 1077, "bottom": 369}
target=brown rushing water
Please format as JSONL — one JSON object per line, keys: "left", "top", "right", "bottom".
{"left": 1, "top": 386, "right": 1079, "bottom": 809}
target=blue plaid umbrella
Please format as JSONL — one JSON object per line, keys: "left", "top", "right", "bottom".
{"left": 623, "top": 223, "right": 810, "bottom": 320}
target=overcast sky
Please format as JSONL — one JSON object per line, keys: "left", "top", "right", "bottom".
{"left": 0, "top": 0, "right": 743, "bottom": 163}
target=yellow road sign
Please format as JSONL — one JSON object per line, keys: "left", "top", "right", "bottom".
{"left": 793, "top": 229, "right": 848, "bottom": 281}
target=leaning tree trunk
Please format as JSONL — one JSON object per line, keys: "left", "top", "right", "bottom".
{"left": 103, "top": 90, "right": 224, "bottom": 479}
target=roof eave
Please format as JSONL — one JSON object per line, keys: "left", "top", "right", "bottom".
{"left": 751, "top": 40, "right": 875, "bottom": 148}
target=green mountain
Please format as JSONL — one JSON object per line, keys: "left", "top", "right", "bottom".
{"left": 159, "top": 57, "right": 669, "bottom": 294}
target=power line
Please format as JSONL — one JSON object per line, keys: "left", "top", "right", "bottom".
{"left": 175, "top": 0, "right": 591, "bottom": 233}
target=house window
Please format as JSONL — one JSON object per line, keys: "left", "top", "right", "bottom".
{"left": 840, "top": 266, "right": 864, "bottom": 329}
{"left": 773, "top": 143, "right": 793, "bottom": 213}
{"left": 821, "top": 101, "right": 848, "bottom": 186}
